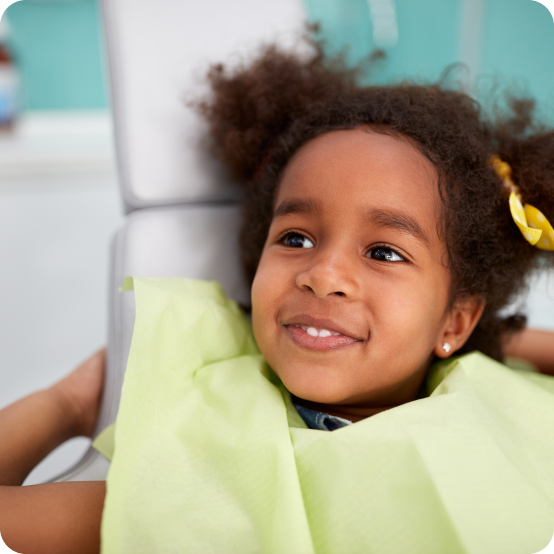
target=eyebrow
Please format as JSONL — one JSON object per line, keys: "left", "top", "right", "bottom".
{"left": 273, "top": 198, "right": 321, "bottom": 219}
{"left": 364, "top": 207, "right": 431, "bottom": 248}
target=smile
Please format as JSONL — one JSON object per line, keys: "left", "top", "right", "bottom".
{"left": 283, "top": 319, "right": 364, "bottom": 351}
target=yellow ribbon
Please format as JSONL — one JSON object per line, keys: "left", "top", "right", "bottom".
{"left": 490, "top": 156, "right": 554, "bottom": 251}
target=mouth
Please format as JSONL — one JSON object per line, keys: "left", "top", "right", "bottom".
{"left": 283, "top": 316, "right": 365, "bottom": 352}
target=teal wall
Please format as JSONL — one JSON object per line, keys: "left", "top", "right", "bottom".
{"left": 481, "top": 0, "right": 554, "bottom": 109}
{"left": 2, "top": 0, "right": 553, "bottom": 113}
{"left": 304, "top": 0, "right": 554, "bottom": 112}
{"left": 4, "top": 0, "right": 107, "bottom": 111}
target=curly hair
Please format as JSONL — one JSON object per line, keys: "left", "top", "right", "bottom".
{"left": 197, "top": 41, "right": 554, "bottom": 361}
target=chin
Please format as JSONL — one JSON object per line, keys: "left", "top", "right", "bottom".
{"left": 277, "top": 365, "right": 354, "bottom": 404}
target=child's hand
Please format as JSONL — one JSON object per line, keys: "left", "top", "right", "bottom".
{"left": 51, "top": 349, "right": 106, "bottom": 438}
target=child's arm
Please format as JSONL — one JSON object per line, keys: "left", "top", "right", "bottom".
{"left": 504, "top": 328, "right": 554, "bottom": 376}
{"left": 1, "top": 481, "right": 105, "bottom": 554}
{"left": 0, "top": 350, "right": 106, "bottom": 554}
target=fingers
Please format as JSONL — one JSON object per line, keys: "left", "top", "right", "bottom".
{"left": 52, "top": 348, "right": 107, "bottom": 439}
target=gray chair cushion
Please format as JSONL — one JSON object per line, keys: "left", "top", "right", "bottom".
{"left": 51, "top": 203, "right": 249, "bottom": 482}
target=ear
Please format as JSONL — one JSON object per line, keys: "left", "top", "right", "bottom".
{"left": 434, "top": 295, "right": 485, "bottom": 359}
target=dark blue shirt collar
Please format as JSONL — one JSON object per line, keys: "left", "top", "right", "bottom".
{"left": 293, "top": 402, "right": 353, "bottom": 431}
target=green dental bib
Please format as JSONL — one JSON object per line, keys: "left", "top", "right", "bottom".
{"left": 98, "top": 278, "right": 554, "bottom": 554}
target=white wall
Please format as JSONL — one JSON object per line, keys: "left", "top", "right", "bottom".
{"left": 0, "top": 111, "right": 123, "bottom": 485}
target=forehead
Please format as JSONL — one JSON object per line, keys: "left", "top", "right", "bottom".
{"left": 276, "top": 128, "right": 440, "bottom": 226}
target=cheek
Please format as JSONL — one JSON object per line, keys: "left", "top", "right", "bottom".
{"left": 371, "top": 267, "right": 450, "bottom": 349}
{"left": 250, "top": 252, "right": 284, "bottom": 354}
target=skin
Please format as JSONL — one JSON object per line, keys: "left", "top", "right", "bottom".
{"left": 0, "top": 350, "right": 106, "bottom": 554}
{"left": 252, "top": 128, "right": 484, "bottom": 420}
{"left": 505, "top": 328, "right": 554, "bottom": 375}
{"left": 0, "top": 129, "right": 553, "bottom": 550}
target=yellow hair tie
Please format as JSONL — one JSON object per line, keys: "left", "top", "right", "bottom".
{"left": 490, "top": 155, "right": 554, "bottom": 251}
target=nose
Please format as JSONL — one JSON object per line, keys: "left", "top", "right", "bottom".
{"left": 295, "top": 247, "right": 359, "bottom": 299}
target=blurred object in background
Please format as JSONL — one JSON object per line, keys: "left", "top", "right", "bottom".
{"left": 367, "top": 0, "right": 398, "bottom": 49}
{"left": 0, "top": 110, "right": 116, "bottom": 194}
{"left": 0, "top": 17, "right": 21, "bottom": 130}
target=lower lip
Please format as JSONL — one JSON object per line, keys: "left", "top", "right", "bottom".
{"left": 284, "top": 325, "right": 361, "bottom": 351}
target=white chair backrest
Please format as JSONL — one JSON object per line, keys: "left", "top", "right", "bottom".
{"left": 101, "top": 0, "right": 307, "bottom": 211}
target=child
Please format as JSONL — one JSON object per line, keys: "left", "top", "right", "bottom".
{"left": 1, "top": 42, "right": 554, "bottom": 553}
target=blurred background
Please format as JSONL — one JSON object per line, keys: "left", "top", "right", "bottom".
{"left": 0, "top": 0, "right": 552, "bottom": 484}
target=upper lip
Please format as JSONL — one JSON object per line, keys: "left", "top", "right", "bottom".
{"left": 282, "top": 314, "right": 365, "bottom": 341}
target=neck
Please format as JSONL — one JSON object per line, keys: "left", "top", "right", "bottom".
{"left": 292, "top": 397, "right": 397, "bottom": 422}
{"left": 291, "top": 377, "right": 429, "bottom": 423}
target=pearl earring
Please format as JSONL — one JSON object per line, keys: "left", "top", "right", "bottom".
{"left": 443, "top": 342, "right": 451, "bottom": 353}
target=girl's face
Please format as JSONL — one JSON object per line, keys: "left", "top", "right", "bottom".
{"left": 251, "top": 129, "right": 455, "bottom": 409}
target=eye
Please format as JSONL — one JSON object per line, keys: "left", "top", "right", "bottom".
{"left": 282, "top": 232, "right": 314, "bottom": 249}
{"left": 367, "top": 246, "right": 405, "bottom": 262}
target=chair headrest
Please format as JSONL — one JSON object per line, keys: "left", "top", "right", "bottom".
{"left": 101, "top": 0, "right": 306, "bottom": 211}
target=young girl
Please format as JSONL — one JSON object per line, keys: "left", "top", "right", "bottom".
{"left": 2, "top": 42, "right": 554, "bottom": 553}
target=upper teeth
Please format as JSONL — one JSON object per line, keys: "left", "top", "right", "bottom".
{"left": 300, "top": 325, "right": 341, "bottom": 338}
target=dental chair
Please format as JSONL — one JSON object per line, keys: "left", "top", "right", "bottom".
{"left": 49, "top": 0, "right": 306, "bottom": 483}
{"left": 49, "top": 0, "right": 554, "bottom": 484}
